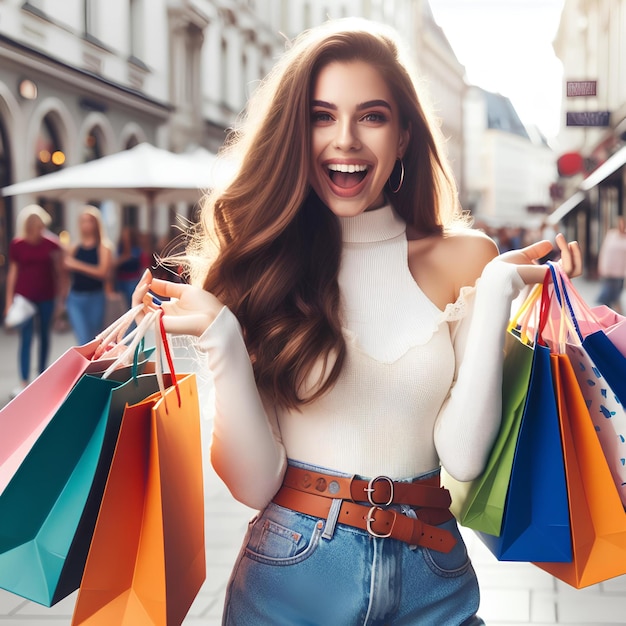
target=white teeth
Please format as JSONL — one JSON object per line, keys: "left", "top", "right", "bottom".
{"left": 327, "top": 163, "right": 368, "bottom": 173}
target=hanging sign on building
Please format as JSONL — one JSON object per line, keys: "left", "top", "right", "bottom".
{"left": 566, "top": 81, "right": 597, "bottom": 97}
{"left": 566, "top": 111, "right": 610, "bottom": 127}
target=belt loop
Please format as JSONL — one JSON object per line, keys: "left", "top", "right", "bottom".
{"left": 322, "top": 498, "right": 342, "bottom": 540}
{"left": 400, "top": 505, "right": 418, "bottom": 551}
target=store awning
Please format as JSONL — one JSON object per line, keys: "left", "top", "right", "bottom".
{"left": 547, "top": 191, "right": 585, "bottom": 225}
{"left": 580, "top": 145, "right": 626, "bottom": 191}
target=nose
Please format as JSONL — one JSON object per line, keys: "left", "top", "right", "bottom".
{"left": 333, "top": 117, "right": 361, "bottom": 151}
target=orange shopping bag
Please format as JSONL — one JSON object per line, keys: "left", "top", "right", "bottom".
{"left": 534, "top": 352, "right": 626, "bottom": 587}
{"left": 71, "top": 371, "right": 206, "bottom": 625}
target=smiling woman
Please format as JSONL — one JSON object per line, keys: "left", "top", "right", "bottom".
{"left": 308, "top": 62, "right": 408, "bottom": 215}
{"left": 133, "top": 17, "right": 581, "bottom": 626}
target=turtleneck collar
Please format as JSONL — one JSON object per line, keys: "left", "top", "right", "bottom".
{"left": 339, "top": 204, "right": 406, "bottom": 244}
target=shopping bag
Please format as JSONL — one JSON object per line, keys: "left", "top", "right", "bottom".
{"left": 535, "top": 352, "right": 626, "bottom": 587}
{"left": 0, "top": 339, "right": 98, "bottom": 495}
{"left": 479, "top": 274, "right": 571, "bottom": 561}
{"left": 478, "top": 340, "right": 572, "bottom": 561}
{"left": 548, "top": 268, "right": 626, "bottom": 505}
{"left": 445, "top": 327, "right": 535, "bottom": 535}
{"left": 0, "top": 368, "right": 163, "bottom": 606}
{"left": 0, "top": 304, "right": 150, "bottom": 496}
{"left": 72, "top": 371, "right": 205, "bottom": 626}
{"left": 4, "top": 294, "right": 36, "bottom": 328}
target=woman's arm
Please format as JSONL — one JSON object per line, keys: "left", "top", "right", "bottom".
{"left": 133, "top": 272, "right": 287, "bottom": 510}
{"left": 4, "top": 260, "right": 18, "bottom": 316}
{"left": 433, "top": 234, "right": 581, "bottom": 481}
{"left": 51, "top": 248, "right": 68, "bottom": 315}
{"left": 64, "top": 244, "right": 113, "bottom": 281}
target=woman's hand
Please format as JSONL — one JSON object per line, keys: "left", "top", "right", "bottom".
{"left": 498, "top": 233, "right": 582, "bottom": 284}
{"left": 132, "top": 269, "right": 225, "bottom": 336}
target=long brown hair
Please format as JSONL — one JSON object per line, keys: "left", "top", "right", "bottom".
{"left": 192, "top": 19, "right": 460, "bottom": 409}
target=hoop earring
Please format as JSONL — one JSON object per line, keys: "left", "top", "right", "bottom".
{"left": 389, "top": 158, "right": 405, "bottom": 193}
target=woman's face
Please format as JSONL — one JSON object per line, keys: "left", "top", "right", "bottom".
{"left": 309, "top": 60, "right": 409, "bottom": 218}
{"left": 25, "top": 215, "right": 44, "bottom": 240}
{"left": 79, "top": 213, "right": 98, "bottom": 238}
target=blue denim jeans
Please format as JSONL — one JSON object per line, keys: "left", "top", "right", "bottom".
{"left": 66, "top": 290, "right": 106, "bottom": 345}
{"left": 223, "top": 460, "right": 483, "bottom": 625}
{"left": 597, "top": 277, "right": 624, "bottom": 308}
{"left": 18, "top": 299, "right": 54, "bottom": 382}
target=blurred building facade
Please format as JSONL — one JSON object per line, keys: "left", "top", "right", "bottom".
{"left": 0, "top": 0, "right": 284, "bottom": 294}
{"left": 0, "top": 0, "right": 563, "bottom": 296}
{"left": 464, "top": 87, "right": 555, "bottom": 228}
{"left": 551, "top": 0, "right": 626, "bottom": 276}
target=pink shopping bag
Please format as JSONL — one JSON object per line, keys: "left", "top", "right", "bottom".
{"left": 0, "top": 304, "right": 145, "bottom": 495}
{"left": 0, "top": 339, "right": 99, "bottom": 494}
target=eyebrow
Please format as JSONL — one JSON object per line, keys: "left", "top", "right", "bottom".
{"left": 311, "top": 99, "right": 392, "bottom": 111}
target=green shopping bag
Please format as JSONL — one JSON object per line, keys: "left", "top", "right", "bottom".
{"left": 445, "top": 331, "right": 534, "bottom": 535}
{"left": 0, "top": 371, "right": 162, "bottom": 606}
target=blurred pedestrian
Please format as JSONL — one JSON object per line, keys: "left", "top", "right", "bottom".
{"left": 63, "top": 206, "right": 113, "bottom": 344}
{"left": 596, "top": 217, "right": 626, "bottom": 313}
{"left": 114, "top": 225, "right": 147, "bottom": 308}
{"left": 4, "top": 205, "right": 63, "bottom": 397}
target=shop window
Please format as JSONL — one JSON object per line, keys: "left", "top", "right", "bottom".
{"left": 84, "top": 125, "right": 105, "bottom": 162}
{"left": 35, "top": 113, "right": 65, "bottom": 233}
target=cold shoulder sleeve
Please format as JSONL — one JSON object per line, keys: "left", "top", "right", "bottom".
{"left": 433, "top": 260, "right": 525, "bottom": 481}
{"left": 197, "top": 306, "right": 287, "bottom": 509}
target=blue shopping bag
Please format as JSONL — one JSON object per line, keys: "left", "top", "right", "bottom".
{"left": 479, "top": 280, "right": 572, "bottom": 562}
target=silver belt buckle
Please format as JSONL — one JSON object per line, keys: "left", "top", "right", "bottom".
{"left": 365, "top": 475, "right": 394, "bottom": 507}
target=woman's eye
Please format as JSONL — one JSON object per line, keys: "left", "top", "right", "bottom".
{"left": 362, "top": 112, "right": 387, "bottom": 123}
{"left": 312, "top": 111, "right": 333, "bottom": 123}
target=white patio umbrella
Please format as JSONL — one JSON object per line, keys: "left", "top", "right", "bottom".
{"left": 1, "top": 143, "right": 222, "bottom": 206}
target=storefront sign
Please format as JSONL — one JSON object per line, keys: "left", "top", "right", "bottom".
{"left": 566, "top": 81, "right": 597, "bottom": 97}
{"left": 566, "top": 111, "right": 610, "bottom": 127}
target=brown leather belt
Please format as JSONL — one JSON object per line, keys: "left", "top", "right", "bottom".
{"left": 281, "top": 466, "right": 452, "bottom": 508}
{"left": 272, "top": 466, "right": 456, "bottom": 553}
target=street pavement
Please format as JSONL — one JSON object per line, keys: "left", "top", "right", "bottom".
{"left": 0, "top": 277, "right": 625, "bottom": 625}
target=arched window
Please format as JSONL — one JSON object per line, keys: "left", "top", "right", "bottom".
{"left": 122, "top": 135, "right": 141, "bottom": 226}
{"left": 35, "top": 113, "right": 65, "bottom": 233}
{"left": 84, "top": 125, "right": 106, "bottom": 162}
{"left": 125, "top": 135, "right": 140, "bottom": 150}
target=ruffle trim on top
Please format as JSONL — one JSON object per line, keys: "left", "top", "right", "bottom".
{"left": 440, "top": 283, "right": 477, "bottom": 323}
{"left": 341, "top": 283, "right": 477, "bottom": 364}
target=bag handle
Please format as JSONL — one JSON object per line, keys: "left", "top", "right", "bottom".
{"left": 547, "top": 262, "right": 582, "bottom": 351}
{"left": 94, "top": 303, "right": 144, "bottom": 354}
{"left": 537, "top": 269, "right": 554, "bottom": 347}
{"left": 508, "top": 283, "right": 543, "bottom": 344}
{"left": 154, "top": 306, "right": 181, "bottom": 408}
{"left": 100, "top": 309, "right": 159, "bottom": 380}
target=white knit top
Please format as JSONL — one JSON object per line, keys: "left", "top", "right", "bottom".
{"left": 199, "top": 204, "right": 525, "bottom": 510}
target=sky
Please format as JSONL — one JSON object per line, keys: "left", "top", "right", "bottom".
{"left": 428, "top": 0, "right": 566, "bottom": 139}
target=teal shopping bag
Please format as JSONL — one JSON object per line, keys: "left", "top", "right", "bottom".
{"left": 0, "top": 372, "right": 162, "bottom": 606}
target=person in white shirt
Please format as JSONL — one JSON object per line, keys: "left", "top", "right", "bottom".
{"left": 134, "top": 19, "right": 581, "bottom": 625}
{"left": 597, "top": 217, "right": 626, "bottom": 313}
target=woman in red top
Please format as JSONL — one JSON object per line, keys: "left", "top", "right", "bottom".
{"left": 5, "top": 205, "right": 63, "bottom": 396}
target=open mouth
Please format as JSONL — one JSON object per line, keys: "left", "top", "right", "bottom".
{"left": 327, "top": 163, "right": 369, "bottom": 189}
